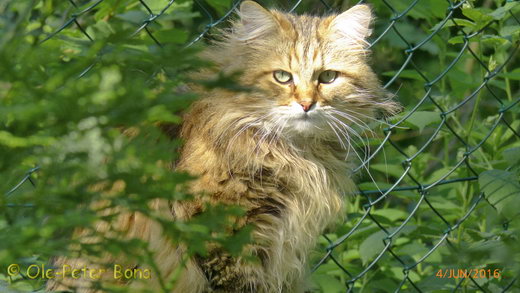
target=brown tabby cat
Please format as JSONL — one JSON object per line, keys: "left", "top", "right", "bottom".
{"left": 48, "top": 1, "right": 398, "bottom": 292}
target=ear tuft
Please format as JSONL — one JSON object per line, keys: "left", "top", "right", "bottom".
{"left": 236, "top": 1, "right": 278, "bottom": 41}
{"left": 329, "top": 4, "right": 373, "bottom": 46}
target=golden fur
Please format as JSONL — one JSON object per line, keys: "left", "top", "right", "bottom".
{"left": 47, "top": 1, "right": 398, "bottom": 292}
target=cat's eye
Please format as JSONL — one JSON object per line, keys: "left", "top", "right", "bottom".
{"left": 318, "top": 70, "right": 338, "bottom": 84}
{"left": 273, "top": 70, "right": 293, "bottom": 84}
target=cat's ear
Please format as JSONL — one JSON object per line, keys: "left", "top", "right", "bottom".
{"left": 328, "top": 4, "right": 373, "bottom": 46}
{"left": 236, "top": 1, "right": 278, "bottom": 41}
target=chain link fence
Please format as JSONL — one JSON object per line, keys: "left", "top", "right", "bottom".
{"left": 5, "top": 0, "right": 520, "bottom": 292}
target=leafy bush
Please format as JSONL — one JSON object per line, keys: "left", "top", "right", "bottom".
{"left": 1, "top": 1, "right": 251, "bottom": 292}
{"left": 311, "top": 0, "right": 520, "bottom": 292}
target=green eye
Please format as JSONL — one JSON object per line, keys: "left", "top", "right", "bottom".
{"left": 318, "top": 70, "right": 338, "bottom": 84}
{"left": 273, "top": 70, "right": 293, "bottom": 84}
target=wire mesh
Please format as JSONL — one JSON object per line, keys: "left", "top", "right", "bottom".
{"left": 5, "top": 0, "right": 519, "bottom": 292}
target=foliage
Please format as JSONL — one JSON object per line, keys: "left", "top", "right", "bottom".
{"left": 0, "top": 1, "right": 251, "bottom": 292}
{"left": 0, "top": 0, "right": 519, "bottom": 292}
{"left": 310, "top": 0, "right": 520, "bottom": 292}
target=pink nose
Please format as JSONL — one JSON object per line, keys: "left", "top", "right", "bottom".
{"left": 299, "top": 101, "right": 315, "bottom": 112}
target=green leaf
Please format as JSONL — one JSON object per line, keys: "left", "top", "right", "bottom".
{"left": 391, "top": 0, "right": 448, "bottom": 20}
{"left": 423, "top": 0, "right": 450, "bottom": 19}
{"left": 145, "top": 0, "right": 182, "bottom": 13}
{"left": 428, "top": 167, "right": 455, "bottom": 183}
{"left": 0, "top": 131, "right": 56, "bottom": 148}
{"left": 115, "top": 11, "right": 148, "bottom": 24}
{"left": 427, "top": 197, "right": 461, "bottom": 213}
{"left": 397, "top": 243, "right": 429, "bottom": 261}
{"left": 500, "top": 25, "right": 520, "bottom": 37}
{"left": 85, "top": 20, "right": 115, "bottom": 40}
{"left": 147, "top": 105, "right": 182, "bottom": 123}
{"left": 405, "top": 111, "right": 442, "bottom": 132}
{"left": 479, "top": 170, "right": 520, "bottom": 219}
{"left": 154, "top": 29, "right": 189, "bottom": 44}
{"left": 431, "top": 18, "right": 475, "bottom": 32}
{"left": 488, "top": 2, "right": 518, "bottom": 20}
{"left": 462, "top": 8, "right": 493, "bottom": 25}
{"left": 448, "top": 35, "right": 465, "bottom": 44}
{"left": 481, "top": 35, "right": 511, "bottom": 47}
{"left": 0, "top": 280, "right": 21, "bottom": 293}
{"left": 359, "top": 226, "right": 416, "bottom": 264}
{"left": 372, "top": 209, "right": 409, "bottom": 222}
{"left": 311, "top": 272, "right": 344, "bottom": 293}
{"left": 417, "top": 276, "right": 452, "bottom": 292}
{"left": 498, "top": 68, "right": 520, "bottom": 80}
{"left": 383, "top": 69, "right": 424, "bottom": 81}
{"left": 206, "top": 0, "right": 232, "bottom": 15}
{"left": 369, "top": 164, "right": 404, "bottom": 178}
{"left": 503, "top": 147, "right": 520, "bottom": 166}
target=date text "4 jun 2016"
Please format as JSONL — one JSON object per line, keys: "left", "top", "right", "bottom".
{"left": 436, "top": 269, "right": 501, "bottom": 279}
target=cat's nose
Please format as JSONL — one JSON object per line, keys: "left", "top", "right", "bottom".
{"left": 299, "top": 101, "right": 316, "bottom": 112}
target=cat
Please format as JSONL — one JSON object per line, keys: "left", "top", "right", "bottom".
{"left": 47, "top": 1, "right": 398, "bottom": 292}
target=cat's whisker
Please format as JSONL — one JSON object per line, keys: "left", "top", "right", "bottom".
{"left": 329, "top": 119, "right": 384, "bottom": 194}
{"left": 328, "top": 118, "right": 362, "bottom": 163}
{"left": 217, "top": 113, "right": 265, "bottom": 146}
{"left": 326, "top": 113, "right": 380, "bottom": 192}
{"left": 249, "top": 114, "right": 286, "bottom": 182}
{"left": 330, "top": 121, "right": 383, "bottom": 194}
{"left": 226, "top": 118, "right": 264, "bottom": 156}
{"left": 325, "top": 120, "right": 348, "bottom": 150}
{"left": 327, "top": 116, "right": 364, "bottom": 162}
{"left": 254, "top": 114, "right": 282, "bottom": 154}
{"left": 329, "top": 110, "right": 383, "bottom": 166}
{"left": 329, "top": 110, "right": 375, "bottom": 144}
{"left": 327, "top": 120, "right": 352, "bottom": 160}
{"left": 337, "top": 106, "right": 396, "bottom": 128}
{"left": 258, "top": 116, "right": 281, "bottom": 147}
{"left": 325, "top": 115, "right": 356, "bottom": 148}
{"left": 331, "top": 108, "right": 383, "bottom": 131}
{"left": 225, "top": 112, "right": 274, "bottom": 177}
{"left": 259, "top": 116, "right": 290, "bottom": 184}
{"left": 255, "top": 115, "right": 286, "bottom": 182}
{"left": 326, "top": 115, "right": 366, "bottom": 150}
{"left": 330, "top": 109, "right": 396, "bottom": 184}
{"left": 224, "top": 112, "right": 272, "bottom": 148}
{"left": 329, "top": 111, "right": 373, "bottom": 162}
{"left": 329, "top": 109, "right": 374, "bottom": 132}
{"left": 382, "top": 138, "right": 390, "bottom": 185}
{"left": 350, "top": 123, "right": 371, "bottom": 164}
{"left": 338, "top": 109, "right": 388, "bottom": 185}
{"left": 267, "top": 117, "right": 287, "bottom": 150}
{"left": 249, "top": 124, "right": 269, "bottom": 180}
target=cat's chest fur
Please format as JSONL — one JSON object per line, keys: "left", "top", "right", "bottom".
{"left": 178, "top": 100, "right": 353, "bottom": 217}
{"left": 175, "top": 101, "right": 354, "bottom": 291}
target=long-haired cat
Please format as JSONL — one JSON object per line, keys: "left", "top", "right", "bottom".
{"left": 47, "top": 1, "right": 398, "bottom": 292}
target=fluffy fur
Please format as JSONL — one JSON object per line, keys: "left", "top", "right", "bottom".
{"left": 47, "top": 1, "right": 398, "bottom": 292}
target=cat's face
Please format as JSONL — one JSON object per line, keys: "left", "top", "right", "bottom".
{"left": 209, "top": 1, "right": 397, "bottom": 144}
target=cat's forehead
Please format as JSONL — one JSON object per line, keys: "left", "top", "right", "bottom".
{"left": 227, "top": 4, "right": 370, "bottom": 71}
{"left": 274, "top": 14, "right": 331, "bottom": 70}
{"left": 284, "top": 13, "right": 323, "bottom": 36}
